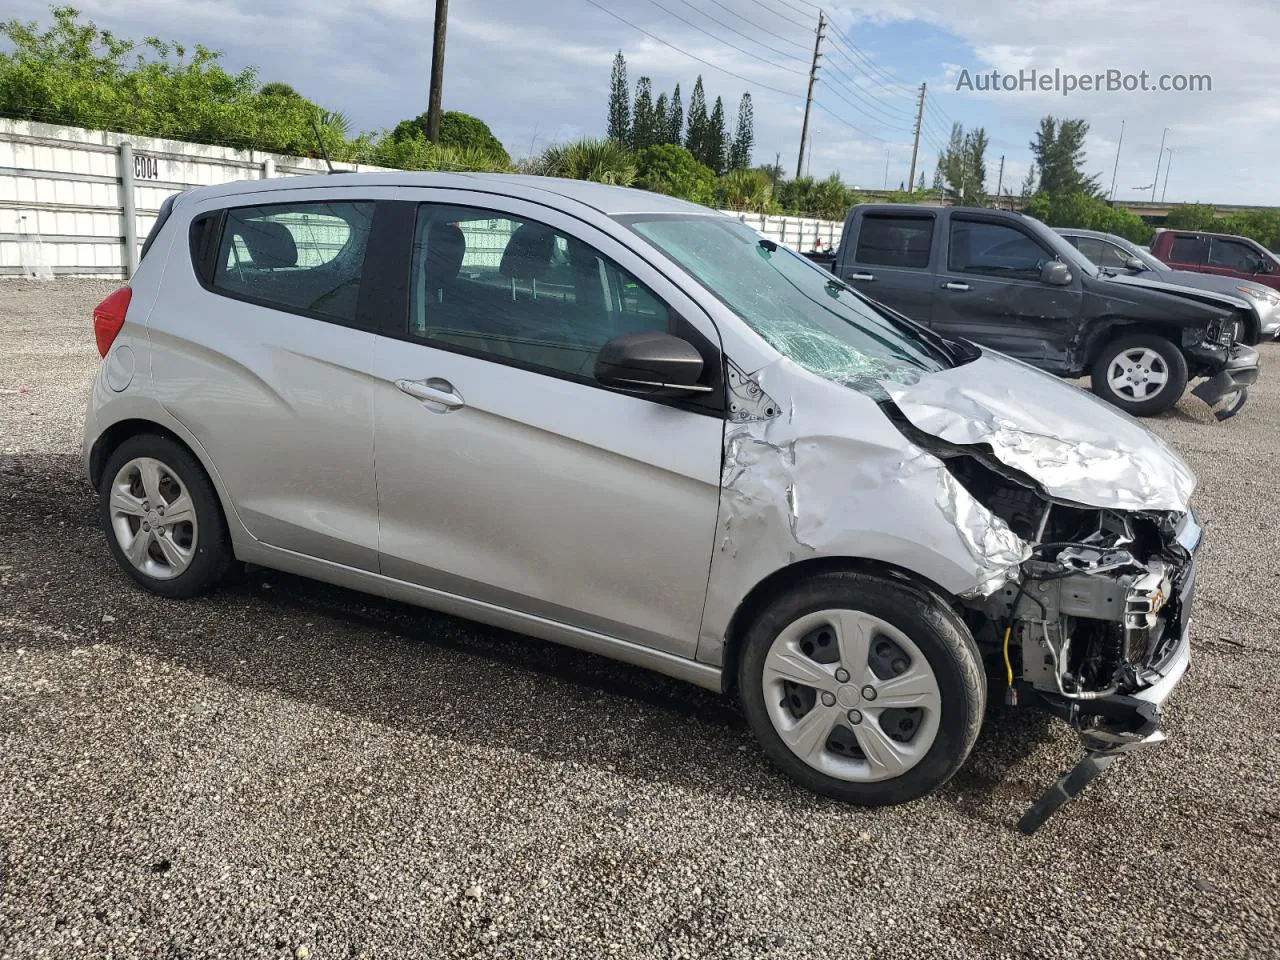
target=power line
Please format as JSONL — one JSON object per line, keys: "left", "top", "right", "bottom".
{"left": 579, "top": 0, "right": 802, "bottom": 98}
{"left": 776, "top": 0, "right": 823, "bottom": 15}
{"left": 669, "top": 0, "right": 811, "bottom": 66}
{"left": 819, "top": 55, "right": 916, "bottom": 122}
{"left": 700, "top": 0, "right": 812, "bottom": 52}
{"left": 823, "top": 22, "right": 915, "bottom": 94}
{"left": 817, "top": 79, "right": 914, "bottom": 135}
{"left": 637, "top": 0, "right": 807, "bottom": 75}
{"left": 739, "top": 0, "right": 816, "bottom": 31}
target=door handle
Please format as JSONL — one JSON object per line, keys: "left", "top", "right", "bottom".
{"left": 847, "top": 272, "right": 875, "bottom": 282}
{"left": 396, "top": 378, "right": 464, "bottom": 410}
{"left": 942, "top": 282, "right": 971, "bottom": 291}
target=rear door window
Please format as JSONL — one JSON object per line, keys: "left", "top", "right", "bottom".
{"left": 854, "top": 215, "right": 934, "bottom": 268}
{"left": 1075, "top": 236, "right": 1132, "bottom": 269}
{"left": 1168, "top": 234, "right": 1209, "bottom": 264}
{"left": 207, "top": 200, "right": 375, "bottom": 325}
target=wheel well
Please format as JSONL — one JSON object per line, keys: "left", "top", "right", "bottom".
{"left": 718, "top": 557, "right": 955, "bottom": 695}
{"left": 1082, "top": 320, "right": 1185, "bottom": 368}
{"left": 89, "top": 419, "right": 197, "bottom": 488}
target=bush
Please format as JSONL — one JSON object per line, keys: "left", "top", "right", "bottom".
{"left": 1023, "top": 191, "right": 1154, "bottom": 245}
{"left": 536, "top": 137, "right": 636, "bottom": 185}
{"left": 636, "top": 144, "right": 715, "bottom": 205}
{"left": 390, "top": 110, "right": 509, "bottom": 165}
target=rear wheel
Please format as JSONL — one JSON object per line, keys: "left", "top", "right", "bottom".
{"left": 738, "top": 571, "right": 985, "bottom": 806}
{"left": 99, "top": 434, "right": 231, "bottom": 599}
{"left": 1090, "top": 334, "right": 1188, "bottom": 416}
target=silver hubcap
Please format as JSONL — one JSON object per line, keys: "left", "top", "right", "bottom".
{"left": 1107, "top": 347, "right": 1169, "bottom": 401}
{"left": 761, "top": 610, "right": 942, "bottom": 782}
{"left": 108, "top": 457, "right": 198, "bottom": 580}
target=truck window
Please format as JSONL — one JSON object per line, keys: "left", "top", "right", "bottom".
{"left": 948, "top": 219, "right": 1046, "bottom": 278}
{"left": 1075, "top": 236, "right": 1132, "bottom": 269}
{"left": 1208, "top": 238, "right": 1260, "bottom": 271}
{"left": 854, "top": 215, "right": 933, "bottom": 269}
{"left": 1169, "top": 235, "right": 1209, "bottom": 264}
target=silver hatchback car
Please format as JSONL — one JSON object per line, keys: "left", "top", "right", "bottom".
{"left": 84, "top": 174, "right": 1202, "bottom": 829}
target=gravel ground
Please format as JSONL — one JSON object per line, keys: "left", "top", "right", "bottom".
{"left": 1, "top": 278, "right": 1277, "bottom": 959}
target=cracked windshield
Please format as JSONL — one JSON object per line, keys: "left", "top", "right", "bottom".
{"left": 628, "top": 215, "right": 951, "bottom": 395}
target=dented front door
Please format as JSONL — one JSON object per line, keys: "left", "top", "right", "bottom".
{"left": 932, "top": 213, "right": 1083, "bottom": 373}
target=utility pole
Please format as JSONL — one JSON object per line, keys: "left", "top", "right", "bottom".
{"left": 883, "top": 147, "right": 890, "bottom": 190}
{"left": 427, "top": 0, "right": 450, "bottom": 142}
{"left": 1161, "top": 148, "right": 1174, "bottom": 202}
{"left": 1151, "top": 126, "right": 1169, "bottom": 203}
{"left": 1108, "top": 119, "right": 1125, "bottom": 200}
{"left": 797, "top": 11, "right": 825, "bottom": 178}
{"left": 907, "top": 82, "right": 926, "bottom": 191}
{"left": 995, "top": 154, "right": 1005, "bottom": 205}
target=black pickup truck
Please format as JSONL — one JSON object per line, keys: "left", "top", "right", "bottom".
{"left": 805, "top": 205, "right": 1259, "bottom": 418}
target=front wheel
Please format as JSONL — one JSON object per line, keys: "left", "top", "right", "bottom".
{"left": 738, "top": 571, "right": 985, "bottom": 806}
{"left": 1090, "top": 334, "right": 1188, "bottom": 416}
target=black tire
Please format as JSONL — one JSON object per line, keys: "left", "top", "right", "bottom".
{"left": 1090, "top": 333, "right": 1188, "bottom": 416}
{"left": 98, "top": 433, "right": 232, "bottom": 599}
{"left": 738, "top": 570, "right": 985, "bottom": 806}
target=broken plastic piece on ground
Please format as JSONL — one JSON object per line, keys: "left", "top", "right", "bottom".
{"left": 1018, "top": 751, "right": 1122, "bottom": 834}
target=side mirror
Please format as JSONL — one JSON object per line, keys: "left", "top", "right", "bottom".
{"left": 1040, "top": 260, "right": 1073, "bottom": 286}
{"left": 595, "top": 331, "right": 711, "bottom": 396}
{"left": 1124, "top": 256, "right": 1147, "bottom": 271}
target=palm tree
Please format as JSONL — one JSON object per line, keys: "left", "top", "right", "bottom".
{"left": 717, "top": 168, "right": 774, "bottom": 212}
{"left": 536, "top": 138, "right": 636, "bottom": 186}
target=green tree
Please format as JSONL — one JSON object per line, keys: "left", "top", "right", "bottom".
{"left": 1022, "top": 191, "right": 1154, "bottom": 245}
{"left": 537, "top": 137, "right": 636, "bottom": 185}
{"left": 812, "top": 172, "right": 853, "bottom": 220}
{"left": 716, "top": 167, "right": 776, "bottom": 212}
{"left": 635, "top": 143, "right": 716, "bottom": 204}
{"left": 1020, "top": 164, "right": 1038, "bottom": 197}
{"left": 936, "top": 123, "right": 988, "bottom": 206}
{"left": 685, "top": 76, "right": 708, "bottom": 163}
{"left": 728, "top": 92, "right": 753, "bottom": 170}
{"left": 756, "top": 161, "right": 785, "bottom": 189}
{"left": 391, "top": 110, "right": 509, "bottom": 164}
{"left": 704, "top": 95, "right": 728, "bottom": 173}
{"left": 260, "top": 81, "right": 300, "bottom": 98}
{"left": 1031, "top": 117, "right": 1100, "bottom": 196}
{"left": 607, "top": 50, "right": 630, "bottom": 144}
{"left": 778, "top": 176, "right": 817, "bottom": 215}
{"left": 631, "top": 76, "right": 658, "bottom": 151}
{"left": 654, "top": 92, "right": 669, "bottom": 145}
{"left": 1164, "top": 203, "right": 1219, "bottom": 231}
{"left": 666, "top": 83, "right": 683, "bottom": 145}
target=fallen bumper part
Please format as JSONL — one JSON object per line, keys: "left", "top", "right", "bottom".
{"left": 1191, "top": 343, "right": 1260, "bottom": 420}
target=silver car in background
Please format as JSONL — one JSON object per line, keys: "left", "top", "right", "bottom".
{"left": 1057, "top": 227, "right": 1280, "bottom": 343}
{"left": 83, "top": 174, "right": 1203, "bottom": 831}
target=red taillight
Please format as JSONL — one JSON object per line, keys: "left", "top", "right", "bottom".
{"left": 93, "top": 286, "right": 132, "bottom": 357}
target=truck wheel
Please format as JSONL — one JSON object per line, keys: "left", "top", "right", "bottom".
{"left": 738, "top": 570, "right": 985, "bottom": 806}
{"left": 1090, "top": 334, "right": 1188, "bottom": 416}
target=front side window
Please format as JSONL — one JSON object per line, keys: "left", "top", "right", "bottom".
{"left": 948, "top": 219, "right": 1048, "bottom": 278}
{"left": 210, "top": 201, "right": 374, "bottom": 324}
{"left": 1209, "top": 238, "right": 1259, "bottom": 270}
{"left": 854, "top": 215, "right": 934, "bottom": 269}
{"left": 1075, "top": 236, "right": 1133, "bottom": 269}
{"left": 408, "top": 205, "right": 670, "bottom": 379}
{"left": 1169, "top": 234, "right": 1209, "bottom": 264}
{"left": 626, "top": 214, "right": 953, "bottom": 395}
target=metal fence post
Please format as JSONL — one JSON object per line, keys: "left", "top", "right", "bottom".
{"left": 118, "top": 142, "right": 138, "bottom": 278}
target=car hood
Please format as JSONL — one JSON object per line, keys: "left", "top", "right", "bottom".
{"left": 883, "top": 352, "right": 1195, "bottom": 513}
{"left": 1101, "top": 272, "right": 1248, "bottom": 311}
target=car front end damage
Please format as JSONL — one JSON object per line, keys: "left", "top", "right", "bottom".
{"left": 881, "top": 355, "right": 1202, "bottom": 830}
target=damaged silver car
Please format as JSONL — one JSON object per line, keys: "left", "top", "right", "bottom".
{"left": 83, "top": 175, "right": 1200, "bottom": 830}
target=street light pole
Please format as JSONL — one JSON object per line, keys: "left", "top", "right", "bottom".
{"left": 1161, "top": 148, "right": 1174, "bottom": 203}
{"left": 1151, "top": 127, "right": 1168, "bottom": 203}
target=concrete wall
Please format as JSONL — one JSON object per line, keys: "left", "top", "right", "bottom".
{"left": 0, "top": 119, "right": 843, "bottom": 278}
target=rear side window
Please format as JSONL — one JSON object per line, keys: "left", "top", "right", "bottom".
{"left": 207, "top": 200, "right": 375, "bottom": 324}
{"left": 948, "top": 219, "right": 1047, "bottom": 278}
{"left": 854, "top": 215, "right": 933, "bottom": 268}
{"left": 1075, "top": 236, "right": 1132, "bottom": 269}
{"left": 1169, "top": 234, "right": 1209, "bottom": 264}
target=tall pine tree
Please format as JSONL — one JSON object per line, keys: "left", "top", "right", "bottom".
{"left": 706, "top": 96, "right": 728, "bottom": 174}
{"left": 607, "top": 51, "right": 630, "bottom": 144}
{"left": 666, "top": 84, "right": 683, "bottom": 145}
{"left": 632, "top": 77, "right": 656, "bottom": 151}
{"left": 728, "top": 92, "right": 754, "bottom": 170}
{"left": 654, "top": 93, "right": 669, "bottom": 146}
{"left": 685, "top": 76, "right": 708, "bottom": 163}
{"left": 1030, "top": 117, "right": 1100, "bottom": 196}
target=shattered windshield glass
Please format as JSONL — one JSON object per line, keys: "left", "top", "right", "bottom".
{"left": 625, "top": 215, "right": 952, "bottom": 396}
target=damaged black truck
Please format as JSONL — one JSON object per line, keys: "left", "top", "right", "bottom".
{"left": 807, "top": 205, "right": 1259, "bottom": 419}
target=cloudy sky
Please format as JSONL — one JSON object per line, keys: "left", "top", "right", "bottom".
{"left": 8, "top": 0, "right": 1276, "bottom": 203}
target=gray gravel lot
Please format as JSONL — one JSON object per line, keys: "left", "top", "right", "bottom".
{"left": 1, "top": 279, "right": 1278, "bottom": 959}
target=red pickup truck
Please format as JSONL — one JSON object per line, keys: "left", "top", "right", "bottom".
{"left": 1151, "top": 228, "right": 1280, "bottom": 292}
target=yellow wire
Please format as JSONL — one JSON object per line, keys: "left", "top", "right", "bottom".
{"left": 1002, "top": 625, "right": 1014, "bottom": 687}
